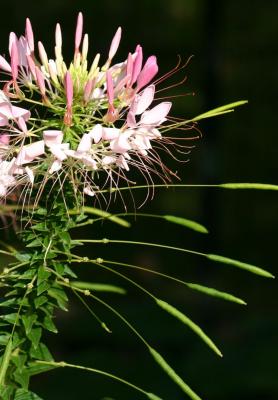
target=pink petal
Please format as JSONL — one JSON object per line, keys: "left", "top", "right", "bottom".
{"left": 136, "top": 56, "right": 158, "bottom": 91}
{"left": 83, "top": 79, "right": 95, "bottom": 103}
{"left": 75, "top": 12, "right": 83, "bottom": 52}
{"left": 109, "top": 27, "right": 122, "bottom": 60}
{"left": 106, "top": 70, "right": 114, "bottom": 106}
{"left": 89, "top": 124, "right": 103, "bottom": 143}
{"left": 35, "top": 67, "right": 46, "bottom": 96}
{"left": 0, "top": 56, "right": 11, "bottom": 73}
{"left": 16, "top": 117, "right": 27, "bottom": 133}
{"left": 64, "top": 71, "right": 73, "bottom": 107}
{"left": 26, "top": 55, "right": 36, "bottom": 78}
{"left": 126, "top": 111, "right": 136, "bottom": 128}
{"left": 131, "top": 45, "right": 143, "bottom": 85}
{"left": 140, "top": 102, "right": 172, "bottom": 126}
{"left": 126, "top": 52, "right": 133, "bottom": 85}
{"left": 43, "top": 130, "right": 63, "bottom": 146}
{"left": 77, "top": 133, "right": 92, "bottom": 153}
{"left": 11, "top": 105, "right": 31, "bottom": 121}
{"left": 0, "top": 134, "right": 10, "bottom": 145}
{"left": 11, "top": 42, "right": 19, "bottom": 81}
{"left": 25, "top": 18, "right": 34, "bottom": 53}
{"left": 131, "top": 85, "right": 155, "bottom": 115}
{"left": 9, "top": 32, "right": 17, "bottom": 56}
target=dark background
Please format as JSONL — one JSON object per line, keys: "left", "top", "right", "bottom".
{"left": 0, "top": 1, "right": 277, "bottom": 399}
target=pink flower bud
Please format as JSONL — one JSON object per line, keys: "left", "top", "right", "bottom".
{"left": 11, "top": 42, "right": 19, "bottom": 81}
{"left": 35, "top": 67, "right": 46, "bottom": 96}
{"left": 106, "top": 71, "right": 114, "bottom": 106}
{"left": 75, "top": 12, "right": 83, "bottom": 53}
{"left": 109, "top": 27, "right": 122, "bottom": 60}
{"left": 131, "top": 45, "right": 143, "bottom": 85}
{"left": 25, "top": 18, "right": 34, "bottom": 53}
{"left": 136, "top": 56, "right": 158, "bottom": 91}
{"left": 64, "top": 71, "right": 73, "bottom": 126}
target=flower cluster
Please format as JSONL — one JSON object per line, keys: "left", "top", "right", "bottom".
{"left": 0, "top": 12, "right": 192, "bottom": 199}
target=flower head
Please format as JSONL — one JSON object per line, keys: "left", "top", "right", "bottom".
{"left": 0, "top": 13, "right": 196, "bottom": 201}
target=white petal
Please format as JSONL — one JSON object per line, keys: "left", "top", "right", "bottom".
{"left": 89, "top": 124, "right": 103, "bottom": 143}
{"left": 84, "top": 187, "right": 95, "bottom": 197}
{"left": 102, "top": 127, "right": 120, "bottom": 141}
{"left": 140, "top": 102, "right": 172, "bottom": 126}
{"left": 25, "top": 166, "right": 34, "bottom": 184}
{"left": 49, "top": 160, "right": 62, "bottom": 174}
{"left": 43, "top": 130, "right": 63, "bottom": 146}
{"left": 77, "top": 134, "right": 92, "bottom": 153}
{"left": 131, "top": 85, "right": 155, "bottom": 115}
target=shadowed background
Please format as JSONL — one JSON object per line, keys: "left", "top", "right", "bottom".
{"left": 0, "top": 1, "right": 277, "bottom": 399}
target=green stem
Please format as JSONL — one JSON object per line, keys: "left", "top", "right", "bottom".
{"left": 34, "top": 360, "right": 155, "bottom": 398}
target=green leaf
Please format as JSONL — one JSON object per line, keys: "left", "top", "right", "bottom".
{"left": 0, "top": 385, "right": 14, "bottom": 399}
{"left": 149, "top": 347, "right": 202, "bottom": 400}
{"left": 32, "top": 223, "right": 48, "bottom": 232}
{"left": 0, "top": 313, "right": 19, "bottom": 325}
{"left": 15, "top": 253, "right": 31, "bottom": 262}
{"left": 26, "top": 239, "right": 42, "bottom": 248}
{"left": 28, "top": 328, "right": 42, "bottom": 350}
{"left": 0, "top": 335, "right": 9, "bottom": 346}
{"left": 37, "top": 281, "right": 51, "bottom": 296}
{"left": 34, "top": 296, "right": 48, "bottom": 309}
{"left": 163, "top": 215, "right": 208, "bottom": 234}
{"left": 13, "top": 368, "right": 29, "bottom": 390}
{"left": 30, "top": 343, "right": 53, "bottom": 361}
{"left": 207, "top": 254, "right": 275, "bottom": 278}
{"left": 22, "top": 314, "right": 37, "bottom": 335}
{"left": 27, "top": 361, "right": 57, "bottom": 377}
{"left": 15, "top": 389, "right": 44, "bottom": 400}
{"left": 156, "top": 299, "right": 222, "bottom": 357}
{"left": 71, "top": 281, "right": 126, "bottom": 295}
{"left": 48, "top": 287, "right": 68, "bottom": 311}
{"left": 42, "top": 315, "right": 58, "bottom": 333}
{"left": 0, "top": 338, "right": 12, "bottom": 386}
{"left": 37, "top": 266, "right": 51, "bottom": 286}
{"left": 59, "top": 231, "right": 71, "bottom": 245}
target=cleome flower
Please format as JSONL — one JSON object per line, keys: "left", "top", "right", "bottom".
{"left": 0, "top": 12, "right": 196, "bottom": 200}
